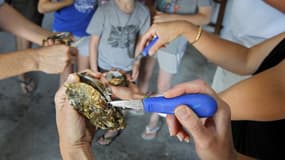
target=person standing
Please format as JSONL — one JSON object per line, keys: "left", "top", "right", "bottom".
{"left": 139, "top": 0, "right": 212, "bottom": 140}
{"left": 86, "top": 0, "right": 150, "bottom": 145}
{"left": 38, "top": 0, "right": 97, "bottom": 85}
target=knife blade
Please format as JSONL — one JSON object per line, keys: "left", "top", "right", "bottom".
{"left": 108, "top": 93, "right": 217, "bottom": 118}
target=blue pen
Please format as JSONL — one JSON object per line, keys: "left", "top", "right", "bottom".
{"left": 134, "top": 36, "right": 159, "bottom": 61}
{"left": 108, "top": 93, "right": 217, "bottom": 118}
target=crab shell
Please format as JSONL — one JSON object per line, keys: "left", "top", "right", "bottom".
{"left": 65, "top": 73, "right": 126, "bottom": 130}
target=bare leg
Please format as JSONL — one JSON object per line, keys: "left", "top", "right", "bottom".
{"left": 78, "top": 55, "right": 89, "bottom": 71}
{"left": 60, "top": 65, "right": 73, "bottom": 86}
{"left": 138, "top": 56, "right": 156, "bottom": 93}
{"left": 142, "top": 68, "right": 173, "bottom": 140}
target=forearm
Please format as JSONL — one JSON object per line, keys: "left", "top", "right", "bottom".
{"left": 170, "top": 14, "right": 210, "bottom": 26}
{"left": 0, "top": 3, "right": 52, "bottom": 45}
{"left": 0, "top": 49, "right": 39, "bottom": 79}
{"left": 179, "top": 21, "right": 252, "bottom": 74}
{"left": 89, "top": 49, "right": 98, "bottom": 72}
{"left": 89, "top": 36, "right": 100, "bottom": 72}
{"left": 60, "top": 143, "right": 95, "bottom": 160}
{"left": 38, "top": 0, "right": 73, "bottom": 13}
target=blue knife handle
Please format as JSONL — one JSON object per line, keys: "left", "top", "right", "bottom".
{"left": 142, "top": 94, "right": 217, "bottom": 118}
{"left": 141, "top": 36, "right": 159, "bottom": 56}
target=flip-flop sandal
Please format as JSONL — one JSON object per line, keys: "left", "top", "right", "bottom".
{"left": 141, "top": 125, "right": 161, "bottom": 140}
{"left": 18, "top": 77, "right": 36, "bottom": 94}
{"left": 97, "top": 130, "right": 122, "bottom": 146}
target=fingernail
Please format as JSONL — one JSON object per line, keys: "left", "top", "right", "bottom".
{"left": 175, "top": 106, "right": 189, "bottom": 120}
{"left": 177, "top": 134, "right": 183, "bottom": 142}
{"left": 66, "top": 74, "right": 76, "bottom": 83}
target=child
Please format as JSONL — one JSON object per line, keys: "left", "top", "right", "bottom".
{"left": 139, "top": 0, "right": 212, "bottom": 140}
{"left": 86, "top": 0, "right": 150, "bottom": 145}
{"left": 38, "top": 0, "right": 97, "bottom": 84}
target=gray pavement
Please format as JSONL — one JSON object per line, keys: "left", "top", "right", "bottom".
{"left": 0, "top": 13, "right": 216, "bottom": 160}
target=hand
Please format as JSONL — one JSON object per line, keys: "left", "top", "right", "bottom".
{"left": 130, "top": 62, "right": 140, "bottom": 81}
{"left": 109, "top": 82, "right": 144, "bottom": 100}
{"left": 54, "top": 74, "right": 95, "bottom": 159}
{"left": 36, "top": 45, "right": 78, "bottom": 74}
{"left": 153, "top": 11, "right": 177, "bottom": 23}
{"left": 138, "top": 21, "right": 187, "bottom": 56}
{"left": 165, "top": 80, "right": 237, "bottom": 160}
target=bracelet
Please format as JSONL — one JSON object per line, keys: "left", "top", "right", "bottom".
{"left": 191, "top": 26, "right": 203, "bottom": 44}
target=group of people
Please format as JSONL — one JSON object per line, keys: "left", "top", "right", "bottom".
{"left": 1, "top": 0, "right": 285, "bottom": 159}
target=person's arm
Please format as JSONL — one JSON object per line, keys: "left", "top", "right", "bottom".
{"left": 89, "top": 35, "right": 101, "bottom": 76}
{"left": 153, "top": 6, "right": 212, "bottom": 25}
{"left": 220, "top": 58, "right": 285, "bottom": 121}
{"left": 38, "top": 0, "right": 74, "bottom": 13}
{"left": 139, "top": 21, "right": 285, "bottom": 75}
{"left": 0, "top": 3, "right": 53, "bottom": 45}
{"left": 0, "top": 45, "right": 77, "bottom": 79}
{"left": 263, "top": 0, "right": 285, "bottom": 13}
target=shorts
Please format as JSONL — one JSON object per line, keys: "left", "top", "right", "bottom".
{"left": 157, "top": 50, "right": 184, "bottom": 74}
{"left": 7, "top": 0, "right": 43, "bottom": 25}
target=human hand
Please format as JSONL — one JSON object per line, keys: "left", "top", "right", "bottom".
{"left": 138, "top": 21, "right": 187, "bottom": 56}
{"left": 165, "top": 80, "right": 237, "bottom": 160}
{"left": 36, "top": 45, "right": 78, "bottom": 74}
{"left": 54, "top": 74, "right": 95, "bottom": 159}
{"left": 153, "top": 11, "right": 177, "bottom": 23}
{"left": 109, "top": 81, "right": 144, "bottom": 100}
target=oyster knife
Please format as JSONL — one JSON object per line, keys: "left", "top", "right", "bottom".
{"left": 108, "top": 93, "right": 217, "bottom": 118}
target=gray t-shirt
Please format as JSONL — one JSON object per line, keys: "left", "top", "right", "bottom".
{"left": 87, "top": 0, "right": 150, "bottom": 71}
{"left": 155, "top": 0, "right": 211, "bottom": 55}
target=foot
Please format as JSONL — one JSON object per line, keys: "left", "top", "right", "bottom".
{"left": 97, "top": 130, "right": 121, "bottom": 145}
{"left": 141, "top": 125, "right": 161, "bottom": 140}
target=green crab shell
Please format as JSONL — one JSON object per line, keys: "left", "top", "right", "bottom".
{"left": 65, "top": 82, "right": 126, "bottom": 130}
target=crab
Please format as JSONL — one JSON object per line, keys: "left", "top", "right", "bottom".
{"left": 64, "top": 72, "right": 126, "bottom": 130}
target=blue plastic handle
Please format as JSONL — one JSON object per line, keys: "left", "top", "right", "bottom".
{"left": 143, "top": 94, "right": 217, "bottom": 118}
{"left": 141, "top": 36, "right": 159, "bottom": 56}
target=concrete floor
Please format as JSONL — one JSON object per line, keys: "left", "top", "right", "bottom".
{"left": 0, "top": 13, "right": 216, "bottom": 160}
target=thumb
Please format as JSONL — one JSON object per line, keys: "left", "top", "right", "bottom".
{"left": 65, "top": 73, "right": 80, "bottom": 84}
{"left": 175, "top": 105, "right": 207, "bottom": 141}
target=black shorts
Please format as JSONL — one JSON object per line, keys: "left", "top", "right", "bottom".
{"left": 6, "top": 0, "right": 43, "bottom": 25}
